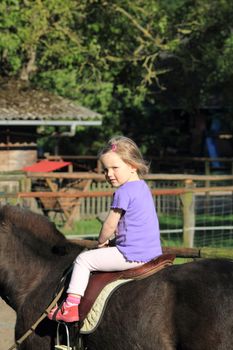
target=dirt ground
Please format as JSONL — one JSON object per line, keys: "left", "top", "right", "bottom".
{"left": 0, "top": 298, "right": 16, "bottom": 350}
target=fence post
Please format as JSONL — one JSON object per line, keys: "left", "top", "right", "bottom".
{"left": 204, "top": 160, "right": 210, "bottom": 187}
{"left": 21, "top": 176, "right": 35, "bottom": 210}
{"left": 180, "top": 180, "right": 195, "bottom": 248}
{"left": 97, "top": 159, "right": 102, "bottom": 174}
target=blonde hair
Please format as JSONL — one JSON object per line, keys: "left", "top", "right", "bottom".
{"left": 98, "top": 136, "right": 149, "bottom": 177}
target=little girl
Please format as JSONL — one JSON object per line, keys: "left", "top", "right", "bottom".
{"left": 48, "top": 136, "right": 162, "bottom": 322}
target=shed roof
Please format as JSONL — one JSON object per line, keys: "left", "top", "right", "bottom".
{"left": 0, "top": 79, "right": 102, "bottom": 126}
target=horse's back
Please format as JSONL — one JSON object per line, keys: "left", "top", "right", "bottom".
{"left": 89, "top": 258, "right": 233, "bottom": 350}
{"left": 165, "top": 259, "right": 233, "bottom": 349}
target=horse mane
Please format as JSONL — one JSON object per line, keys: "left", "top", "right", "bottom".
{"left": 0, "top": 204, "right": 66, "bottom": 246}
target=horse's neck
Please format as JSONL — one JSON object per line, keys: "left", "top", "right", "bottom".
{"left": 0, "top": 240, "right": 81, "bottom": 310}
{"left": 0, "top": 208, "right": 82, "bottom": 309}
{"left": 0, "top": 255, "right": 49, "bottom": 309}
{"left": 1, "top": 255, "right": 69, "bottom": 310}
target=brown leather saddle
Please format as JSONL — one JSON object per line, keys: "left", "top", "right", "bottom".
{"left": 79, "top": 253, "right": 175, "bottom": 322}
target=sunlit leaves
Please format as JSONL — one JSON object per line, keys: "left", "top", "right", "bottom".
{"left": 1, "top": 0, "right": 233, "bottom": 153}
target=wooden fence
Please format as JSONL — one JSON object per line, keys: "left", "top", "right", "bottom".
{"left": 0, "top": 172, "right": 232, "bottom": 248}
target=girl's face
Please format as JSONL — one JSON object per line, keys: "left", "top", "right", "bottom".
{"left": 100, "top": 151, "right": 139, "bottom": 187}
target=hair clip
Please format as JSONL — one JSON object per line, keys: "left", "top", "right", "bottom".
{"left": 111, "top": 144, "right": 117, "bottom": 152}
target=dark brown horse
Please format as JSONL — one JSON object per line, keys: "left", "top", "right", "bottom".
{"left": 0, "top": 204, "right": 233, "bottom": 350}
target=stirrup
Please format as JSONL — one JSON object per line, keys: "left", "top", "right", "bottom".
{"left": 55, "top": 322, "right": 72, "bottom": 350}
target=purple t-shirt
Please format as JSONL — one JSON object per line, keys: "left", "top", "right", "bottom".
{"left": 111, "top": 180, "right": 162, "bottom": 262}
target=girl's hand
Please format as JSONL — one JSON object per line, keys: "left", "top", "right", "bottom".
{"left": 98, "top": 240, "right": 109, "bottom": 248}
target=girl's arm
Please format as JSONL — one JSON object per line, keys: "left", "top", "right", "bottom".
{"left": 98, "top": 208, "right": 122, "bottom": 246}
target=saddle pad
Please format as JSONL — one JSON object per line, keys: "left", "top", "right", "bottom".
{"left": 80, "top": 278, "right": 132, "bottom": 334}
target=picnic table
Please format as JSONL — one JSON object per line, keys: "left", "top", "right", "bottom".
{"left": 23, "top": 160, "right": 92, "bottom": 229}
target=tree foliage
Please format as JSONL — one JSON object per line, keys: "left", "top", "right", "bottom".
{"left": 0, "top": 0, "right": 233, "bottom": 155}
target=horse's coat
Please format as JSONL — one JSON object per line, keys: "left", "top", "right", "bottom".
{"left": 0, "top": 204, "right": 233, "bottom": 350}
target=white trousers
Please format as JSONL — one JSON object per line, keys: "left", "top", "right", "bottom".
{"left": 67, "top": 247, "right": 143, "bottom": 296}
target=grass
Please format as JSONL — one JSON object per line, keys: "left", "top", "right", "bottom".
{"left": 159, "top": 215, "right": 183, "bottom": 228}
{"left": 62, "top": 218, "right": 101, "bottom": 237}
{"left": 62, "top": 218, "right": 185, "bottom": 248}
{"left": 159, "top": 213, "right": 233, "bottom": 227}
{"left": 195, "top": 214, "right": 233, "bottom": 224}
{"left": 62, "top": 216, "right": 233, "bottom": 248}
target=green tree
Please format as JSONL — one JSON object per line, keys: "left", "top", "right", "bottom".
{"left": 1, "top": 0, "right": 233, "bottom": 156}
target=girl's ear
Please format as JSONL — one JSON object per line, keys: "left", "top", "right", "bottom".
{"left": 130, "top": 164, "right": 137, "bottom": 173}
{"left": 126, "top": 161, "right": 137, "bottom": 173}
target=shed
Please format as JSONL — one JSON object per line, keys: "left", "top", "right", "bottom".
{"left": 0, "top": 79, "right": 102, "bottom": 171}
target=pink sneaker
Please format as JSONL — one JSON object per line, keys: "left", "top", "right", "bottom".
{"left": 48, "top": 303, "right": 79, "bottom": 323}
